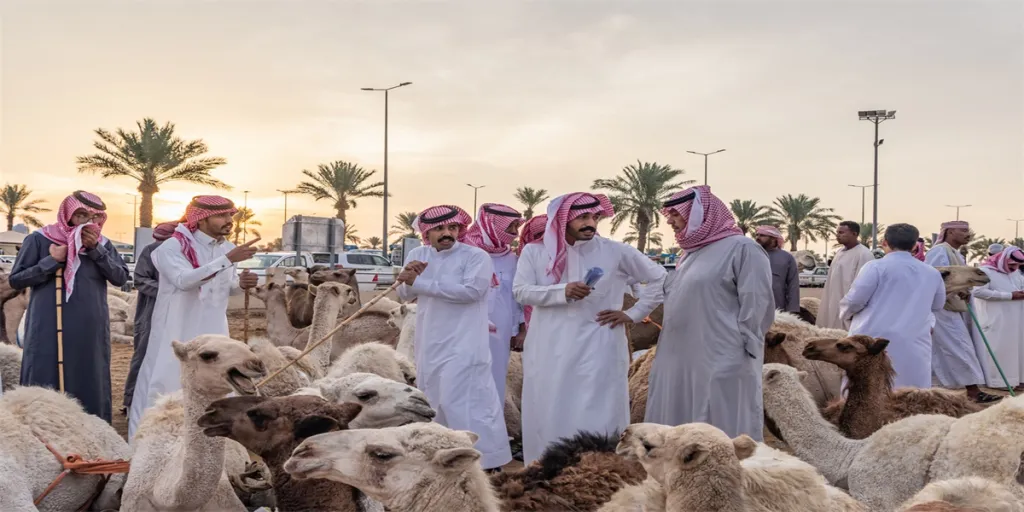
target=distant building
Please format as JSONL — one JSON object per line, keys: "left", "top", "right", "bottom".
{"left": 0, "top": 230, "right": 27, "bottom": 255}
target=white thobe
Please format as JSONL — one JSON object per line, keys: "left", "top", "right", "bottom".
{"left": 970, "top": 268, "right": 1024, "bottom": 388}
{"left": 128, "top": 230, "right": 242, "bottom": 439}
{"left": 486, "top": 251, "right": 523, "bottom": 403}
{"left": 840, "top": 252, "right": 947, "bottom": 388}
{"left": 644, "top": 236, "right": 774, "bottom": 441}
{"left": 514, "top": 237, "right": 666, "bottom": 464}
{"left": 925, "top": 245, "right": 985, "bottom": 387}
{"left": 817, "top": 244, "right": 875, "bottom": 330}
{"left": 397, "top": 242, "right": 512, "bottom": 469}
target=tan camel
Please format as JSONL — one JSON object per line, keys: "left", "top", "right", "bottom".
{"left": 285, "top": 267, "right": 358, "bottom": 328}
{"left": 897, "top": 477, "right": 1024, "bottom": 511}
{"left": 284, "top": 422, "right": 501, "bottom": 512}
{"left": 803, "top": 335, "right": 982, "bottom": 439}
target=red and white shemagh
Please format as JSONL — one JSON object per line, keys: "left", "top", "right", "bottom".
{"left": 542, "top": 193, "right": 614, "bottom": 284}
{"left": 754, "top": 225, "right": 785, "bottom": 248}
{"left": 462, "top": 203, "right": 524, "bottom": 255}
{"left": 661, "top": 185, "right": 742, "bottom": 252}
{"left": 173, "top": 195, "right": 238, "bottom": 269}
{"left": 982, "top": 246, "right": 1024, "bottom": 274}
{"left": 413, "top": 205, "right": 472, "bottom": 241}
{"left": 912, "top": 240, "right": 926, "bottom": 261}
{"left": 38, "top": 191, "right": 108, "bottom": 300}
{"left": 935, "top": 220, "right": 969, "bottom": 244}
{"left": 152, "top": 221, "right": 178, "bottom": 242}
{"left": 517, "top": 215, "right": 547, "bottom": 256}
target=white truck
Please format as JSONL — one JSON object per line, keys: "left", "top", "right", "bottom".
{"left": 239, "top": 251, "right": 397, "bottom": 292}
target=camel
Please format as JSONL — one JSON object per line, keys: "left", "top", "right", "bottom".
{"left": 2, "top": 288, "right": 28, "bottom": 344}
{"left": 198, "top": 396, "right": 370, "bottom": 512}
{"left": 803, "top": 335, "right": 982, "bottom": 439}
{"left": 120, "top": 335, "right": 268, "bottom": 511}
{"left": 492, "top": 430, "right": 646, "bottom": 511}
{"left": 623, "top": 295, "right": 663, "bottom": 352}
{"left": 389, "top": 302, "right": 417, "bottom": 361}
{"left": 936, "top": 265, "right": 991, "bottom": 295}
{"left": 326, "top": 341, "right": 416, "bottom": 385}
{"left": 800, "top": 296, "right": 820, "bottom": 321}
{"left": 0, "top": 343, "right": 22, "bottom": 391}
{"left": 762, "top": 363, "right": 1024, "bottom": 511}
{"left": 286, "top": 268, "right": 358, "bottom": 328}
{"left": 313, "top": 372, "right": 436, "bottom": 427}
{"left": 0, "top": 386, "right": 132, "bottom": 511}
{"left": 793, "top": 250, "right": 818, "bottom": 271}
{"left": 897, "top": 477, "right": 1024, "bottom": 511}
{"left": 284, "top": 422, "right": 502, "bottom": 512}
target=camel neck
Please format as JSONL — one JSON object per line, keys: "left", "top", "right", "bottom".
{"left": 264, "top": 450, "right": 359, "bottom": 512}
{"left": 766, "top": 387, "right": 862, "bottom": 484}
{"left": 174, "top": 378, "right": 228, "bottom": 509}
{"left": 306, "top": 294, "right": 342, "bottom": 374}
{"left": 839, "top": 358, "right": 894, "bottom": 438}
{"left": 389, "top": 469, "right": 498, "bottom": 512}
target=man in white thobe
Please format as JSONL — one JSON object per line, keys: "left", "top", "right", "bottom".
{"left": 817, "top": 221, "right": 875, "bottom": 330}
{"left": 644, "top": 186, "right": 774, "bottom": 441}
{"left": 514, "top": 192, "right": 665, "bottom": 464}
{"left": 925, "top": 220, "right": 1000, "bottom": 403}
{"left": 840, "top": 224, "right": 947, "bottom": 388}
{"left": 971, "top": 246, "right": 1024, "bottom": 391}
{"left": 461, "top": 203, "right": 525, "bottom": 403}
{"left": 397, "top": 204, "right": 512, "bottom": 471}
{"left": 128, "top": 196, "right": 259, "bottom": 439}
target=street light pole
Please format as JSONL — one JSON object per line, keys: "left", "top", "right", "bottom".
{"left": 686, "top": 149, "right": 726, "bottom": 185}
{"left": 847, "top": 184, "right": 873, "bottom": 226}
{"left": 243, "top": 191, "right": 250, "bottom": 243}
{"left": 945, "top": 204, "right": 971, "bottom": 221}
{"left": 466, "top": 184, "right": 485, "bottom": 213}
{"left": 858, "top": 109, "right": 896, "bottom": 250}
{"left": 1009, "top": 218, "right": 1024, "bottom": 240}
{"left": 362, "top": 81, "right": 413, "bottom": 259}
{"left": 277, "top": 189, "right": 295, "bottom": 225}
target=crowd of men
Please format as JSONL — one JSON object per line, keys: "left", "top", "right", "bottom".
{"left": 7, "top": 186, "right": 1022, "bottom": 471}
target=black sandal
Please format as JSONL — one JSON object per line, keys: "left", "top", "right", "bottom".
{"left": 972, "top": 391, "right": 1003, "bottom": 403}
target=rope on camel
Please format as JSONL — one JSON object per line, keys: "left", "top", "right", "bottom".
{"left": 641, "top": 316, "right": 662, "bottom": 330}
{"left": 255, "top": 282, "right": 402, "bottom": 389}
{"left": 34, "top": 436, "right": 131, "bottom": 510}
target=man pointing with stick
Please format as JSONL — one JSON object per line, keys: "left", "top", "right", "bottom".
{"left": 128, "top": 195, "right": 260, "bottom": 439}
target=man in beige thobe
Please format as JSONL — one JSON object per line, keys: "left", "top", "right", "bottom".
{"left": 817, "top": 221, "right": 875, "bottom": 330}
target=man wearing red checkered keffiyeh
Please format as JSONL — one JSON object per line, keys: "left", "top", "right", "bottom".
{"left": 128, "top": 195, "right": 262, "bottom": 439}
{"left": 975, "top": 245, "right": 1024, "bottom": 390}
{"left": 462, "top": 203, "right": 525, "bottom": 410}
{"left": 10, "top": 190, "right": 130, "bottom": 423}
{"left": 516, "top": 214, "right": 547, "bottom": 333}
{"left": 513, "top": 192, "right": 666, "bottom": 465}
{"left": 644, "top": 185, "right": 774, "bottom": 443}
{"left": 397, "top": 203, "right": 512, "bottom": 470}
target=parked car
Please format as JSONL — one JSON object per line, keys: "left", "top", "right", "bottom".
{"left": 0, "top": 255, "right": 15, "bottom": 265}
{"left": 238, "top": 252, "right": 317, "bottom": 285}
{"left": 313, "top": 252, "right": 398, "bottom": 289}
{"left": 119, "top": 252, "right": 136, "bottom": 291}
{"left": 799, "top": 266, "right": 829, "bottom": 287}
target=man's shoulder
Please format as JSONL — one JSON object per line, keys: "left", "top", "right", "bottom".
{"left": 457, "top": 242, "right": 489, "bottom": 258}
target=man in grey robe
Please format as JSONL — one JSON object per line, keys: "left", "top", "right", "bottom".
{"left": 645, "top": 186, "right": 774, "bottom": 440}
{"left": 121, "top": 221, "right": 177, "bottom": 413}
{"left": 10, "top": 191, "right": 128, "bottom": 423}
{"left": 754, "top": 225, "right": 799, "bottom": 313}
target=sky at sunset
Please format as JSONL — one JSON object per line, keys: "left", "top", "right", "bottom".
{"left": 1, "top": 1, "right": 1022, "bottom": 251}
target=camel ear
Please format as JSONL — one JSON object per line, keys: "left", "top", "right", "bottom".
{"left": 294, "top": 415, "right": 340, "bottom": 440}
{"left": 433, "top": 447, "right": 481, "bottom": 471}
{"left": 796, "top": 370, "right": 809, "bottom": 383}
{"left": 171, "top": 340, "right": 189, "bottom": 361}
{"left": 400, "top": 304, "right": 408, "bottom": 315}
{"left": 343, "top": 269, "right": 357, "bottom": 279}
{"left": 329, "top": 403, "right": 363, "bottom": 426}
{"left": 868, "top": 338, "right": 890, "bottom": 355}
{"left": 766, "top": 332, "right": 786, "bottom": 347}
{"left": 939, "top": 270, "right": 951, "bottom": 280}
{"left": 308, "top": 283, "right": 319, "bottom": 297}
{"left": 455, "top": 430, "right": 480, "bottom": 445}
{"left": 732, "top": 435, "right": 757, "bottom": 461}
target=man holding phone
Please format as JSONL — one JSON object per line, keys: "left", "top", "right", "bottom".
{"left": 128, "top": 195, "right": 260, "bottom": 439}
{"left": 513, "top": 192, "right": 666, "bottom": 465}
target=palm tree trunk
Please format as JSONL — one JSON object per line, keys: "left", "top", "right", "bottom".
{"left": 789, "top": 230, "right": 799, "bottom": 251}
{"left": 6, "top": 214, "right": 13, "bottom": 231}
{"left": 336, "top": 207, "right": 346, "bottom": 223}
{"left": 637, "top": 216, "right": 649, "bottom": 253}
{"left": 139, "top": 191, "right": 155, "bottom": 228}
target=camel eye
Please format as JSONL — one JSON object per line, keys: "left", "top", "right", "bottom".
{"left": 370, "top": 451, "right": 396, "bottom": 461}
{"left": 837, "top": 344, "right": 853, "bottom": 352}
{"left": 247, "top": 410, "right": 268, "bottom": 430}
{"left": 199, "top": 351, "right": 218, "bottom": 362}
{"left": 355, "top": 390, "right": 378, "bottom": 401}
{"left": 683, "top": 451, "right": 698, "bottom": 463}
{"left": 642, "top": 441, "right": 655, "bottom": 452}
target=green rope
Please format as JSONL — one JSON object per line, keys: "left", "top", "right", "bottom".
{"left": 966, "top": 303, "right": 1016, "bottom": 397}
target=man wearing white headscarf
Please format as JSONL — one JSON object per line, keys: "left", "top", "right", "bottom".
{"left": 970, "top": 246, "right": 1024, "bottom": 391}
{"left": 514, "top": 192, "right": 665, "bottom": 464}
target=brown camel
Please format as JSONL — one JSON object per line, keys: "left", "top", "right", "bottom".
{"left": 803, "top": 335, "right": 983, "bottom": 439}
{"left": 287, "top": 268, "right": 358, "bottom": 328}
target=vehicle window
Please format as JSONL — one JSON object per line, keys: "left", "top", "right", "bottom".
{"left": 280, "top": 256, "right": 297, "bottom": 267}
{"left": 237, "top": 254, "right": 279, "bottom": 269}
{"left": 369, "top": 255, "right": 391, "bottom": 267}
{"left": 312, "top": 253, "right": 332, "bottom": 264}
{"left": 349, "top": 254, "right": 372, "bottom": 266}
{"left": 119, "top": 253, "right": 135, "bottom": 264}
{"left": 815, "top": 268, "right": 827, "bottom": 275}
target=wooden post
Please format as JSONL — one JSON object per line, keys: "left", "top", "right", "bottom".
{"left": 55, "top": 268, "right": 65, "bottom": 393}
{"left": 243, "top": 289, "right": 250, "bottom": 342}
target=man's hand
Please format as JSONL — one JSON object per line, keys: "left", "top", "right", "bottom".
{"left": 1012, "top": 291, "right": 1024, "bottom": 300}
{"left": 511, "top": 330, "right": 526, "bottom": 352}
{"left": 398, "top": 261, "right": 427, "bottom": 285}
{"left": 49, "top": 244, "right": 68, "bottom": 263}
{"left": 80, "top": 227, "right": 100, "bottom": 249}
{"left": 226, "top": 238, "right": 261, "bottom": 263}
{"left": 596, "top": 310, "right": 633, "bottom": 328}
{"left": 405, "top": 261, "right": 428, "bottom": 274}
{"left": 239, "top": 269, "right": 258, "bottom": 289}
{"left": 565, "top": 282, "right": 592, "bottom": 301}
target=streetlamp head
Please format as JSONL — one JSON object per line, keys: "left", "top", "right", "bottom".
{"left": 360, "top": 87, "right": 375, "bottom": 91}
{"left": 715, "top": 148, "right": 726, "bottom": 154}
{"left": 399, "top": 82, "right": 412, "bottom": 86}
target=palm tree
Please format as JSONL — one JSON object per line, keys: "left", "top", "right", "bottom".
{"left": 728, "top": 199, "right": 777, "bottom": 236}
{"left": 345, "top": 223, "right": 362, "bottom": 245}
{"left": 0, "top": 184, "right": 50, "bottom": 230}
{"left": 970, "top": 236, "right": 1005, "bottom": 263}
{"left": 295, "top": 160, "right": 384, "bottom": 223}
{"left": 75, "top": 118, "right": 229, "bottom": 228}
{"left": 365, "top": 236, "right": 383, "bottom": 249}
{"left": 592, "top": 160, "right": 694, "bottom": 253}
{"left": 389, "top": 211, "right": 420, "bottom": 242}
{"left": 1009, "top": 237, "right": 1024, "bottom": 249}
{"left": 623, "top": 230, "right": 664, "bottom": 251}
{"left": 230, "top": 207, "right": 261, "bottom": 245}
{"left": 769, "top": 194, "right": 841, "bottom": 252}
{"left": 514, "top": 187, "right": 550, "bottom": 219}
{"left": 858, "top": 222, "right": 885, "bottom": 247}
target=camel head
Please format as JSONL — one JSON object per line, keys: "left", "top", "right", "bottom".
{"left": 387, "top": 303, "right": 417, "bottom": 330}
{"left": 802, "top": 335, "right": 890, "bottom": 372}
{"left": 316, "top": 372, "right": 435, "bottom": 428}
{"left": 937, "top": 266, "right": 990, "bottom": 295}
{"left": 311, "top": 268, "right": 358, "bottom": 287}
{"left": 630, "top": 422, "right": 755, "bottom": 489}
{"left": 198, "top": 394, "right": 362, "bottom": 458}
{"left": 284, "top": 422, "right": 481, "bottom": 499}
{"left": 616, "top": 422, "right": 670, "bottom": 466}
{"left": 282, "top": 267, "right": 310, "bottom": 283}
{"left": 763, "top": 330, "right": 796, "bottom": 367}
{"left": 762, "top": 364, "right": 812, "bottom": 421}
{"left": 308, "top": 281, "right": 358, "bottom": 307}
{"left": 172, "top": 334, "right": 267, "bottom": 397}
{"left": 265, "top": 267, "right": 288, "bottom": 287}
{"left": 792, "top": 250, "right": 818, "bottom": 272}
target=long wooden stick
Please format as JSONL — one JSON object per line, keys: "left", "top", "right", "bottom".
{"left": 243, "top": 289, "right": 250, "bottom": 342}
{"left": 256, "top": 282, "right": 401, "bottom": 389}
{"left": 55, "top": 268, "right": 65, "bottom": 393}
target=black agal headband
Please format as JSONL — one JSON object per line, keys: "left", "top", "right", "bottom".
{"left": 483, "top": 206, "right": 522, "bottom": 218}
{"left": 72, "top": 191, "right": 106, "bottom": 211}
{"left": 662, "top": 191, "right": 696, "bottom": 208}
{"left": 420, "top": 207, "right": 459, "bottom": 224}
